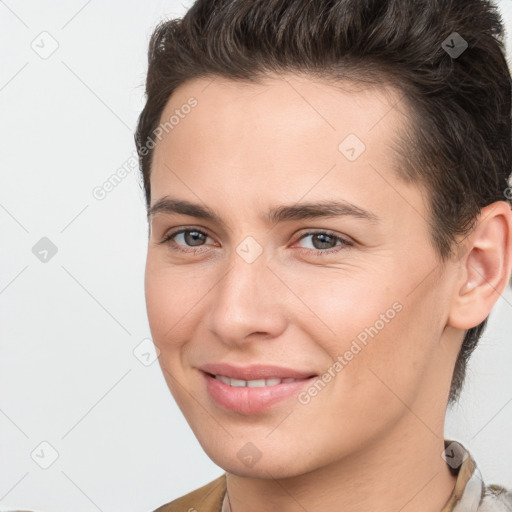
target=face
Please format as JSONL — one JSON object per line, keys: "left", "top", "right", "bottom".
{"left": 144, "top": 73, "right": 461, "bottom": 478}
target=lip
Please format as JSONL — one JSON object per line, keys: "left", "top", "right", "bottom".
{"left": 199, "top": 363, "right": 317, "bottom": 414}
{"left": 199, "top": 362, "right": 316, "bottom": 381}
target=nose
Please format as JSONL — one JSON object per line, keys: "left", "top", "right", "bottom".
{"left": 206, "top": 244, "right": 288, "bottom": 347}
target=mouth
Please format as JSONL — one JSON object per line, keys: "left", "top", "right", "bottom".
{"left": 199, "top": 362, "right": 317, "bottom": 381}
{"left": 207, "top": 373, "right": 308, "bottom": 387}
{"left": 198, "top": 364, "right": 318, "bottom": 414}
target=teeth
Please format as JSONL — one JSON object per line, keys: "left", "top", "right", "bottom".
{"left": 214, "top": 375, "right": 298, "bottom": 387}
{"left": 217, "top": 375, "right": 231, "bottom": 385}
{"left": 247, "top": 379, "right": 266, "bottom": 387}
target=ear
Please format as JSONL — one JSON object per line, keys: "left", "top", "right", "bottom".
{"left": 447, "top": 201, "right": 512, "bottom": 330}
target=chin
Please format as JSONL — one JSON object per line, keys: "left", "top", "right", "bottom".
{"left": 200, "top": 440, "right": 323, "bottom": 480}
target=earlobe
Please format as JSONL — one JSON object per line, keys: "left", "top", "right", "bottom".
{"left": 448, "top": 201, "right": 512, "bottom": 330}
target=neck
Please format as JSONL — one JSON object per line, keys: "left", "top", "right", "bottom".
{"left": 222, "top": 415, "right": 457, "bottom": 512}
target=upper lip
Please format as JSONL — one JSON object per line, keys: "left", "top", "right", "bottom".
{"left": 199, "top": 363, "right": 317, "bottom": 381}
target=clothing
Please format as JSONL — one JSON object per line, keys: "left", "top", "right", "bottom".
{"left": 153, "top": 440, "right": 512, "bottom": 512}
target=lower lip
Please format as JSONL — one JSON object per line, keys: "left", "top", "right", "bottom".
{"left": 201, "top": 371, "right": 316, "bottom": 414}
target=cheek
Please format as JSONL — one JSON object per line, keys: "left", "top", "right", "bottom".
{"left": 144, "top": 257, "right": 204, "bottom": 351}
{"left": 337, "top": 294, "right": 440, "bottom": 415}
{"left": 144, "top": 260, "right": 203, "bottom": 409}
{"left": 291, "top": 269, "right": 437, "bottom": 405}
{"left": 286, "top": 266, "right": 399, "bottom": 350}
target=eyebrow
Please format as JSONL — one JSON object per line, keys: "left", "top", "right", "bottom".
{"left": 147, "top": 196, "right": 380, "bottom": 226}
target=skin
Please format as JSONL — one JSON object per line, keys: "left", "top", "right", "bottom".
{"left": 144, "top": 73, "right": 512, "bottom": 512}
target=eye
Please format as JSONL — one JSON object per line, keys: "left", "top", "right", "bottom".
{"left": 159, "top": 227, "right": 352, "bottom": 257}
{"left": 159, "top": 228, "right": 215, "bottom": 253}
{"left": 295, "top": 230, "right": 352, "bottom": 255}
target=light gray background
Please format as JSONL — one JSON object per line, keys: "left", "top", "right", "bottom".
{"left": 1, "top": 1, "right": 511, "bottom": 511}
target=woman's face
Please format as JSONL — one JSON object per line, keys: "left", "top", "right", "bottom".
{"left": 144, "top": 74, "right": 461, "bottom": 477}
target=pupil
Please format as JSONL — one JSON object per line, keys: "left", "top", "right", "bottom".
{"left": 185, "top": 231, "right": 205, "bottom": 246}
{"left": 313, "top": 234, "right": 334, "bottom": 249}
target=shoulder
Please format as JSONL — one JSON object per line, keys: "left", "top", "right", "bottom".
{"left": 478, "top": 484, "right": 512, "bottom": 511}
{"left": 152, "top": 473, "right": 227, "bottom": 512}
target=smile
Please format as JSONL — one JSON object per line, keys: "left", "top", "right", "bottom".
{"left": 213, "top": 375, "right": 300, "bottom": 387}
{"left": 201, "top": 370, "right": 317, "bottom": 414}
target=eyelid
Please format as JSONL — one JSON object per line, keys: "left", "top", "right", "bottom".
{"left": 295, "top": 228, "right": 351, "bottom": 243}
{"left": 159, "top": 226, "right": 212, "bottom": 243}
{"left": 159, "top": 226, "right": 353, "bottom": 256}
{"left": 293, "top": 229, "right": 353, "bottom": 252}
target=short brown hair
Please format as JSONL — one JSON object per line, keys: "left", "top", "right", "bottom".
{"left": 135, "top": 0, "right": 512, "bottom": 405}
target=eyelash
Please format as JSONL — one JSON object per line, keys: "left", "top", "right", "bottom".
{"left": 159, "top": 227, "right": 352, "bottom": 256}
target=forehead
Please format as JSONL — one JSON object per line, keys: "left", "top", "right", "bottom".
{"left": 155, "top": 73, "right": 408, "bottom": 152}
{"left": 149, "top": 73, "right": 425, "bottom": 230}
{"left": 152, "top": 73, "right": 407, "bottom": 168}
